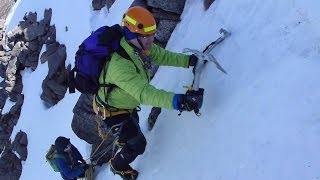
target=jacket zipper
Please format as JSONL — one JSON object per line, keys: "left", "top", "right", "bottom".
{"left": 134, "top": 52, "right": 150, "bottom": 82}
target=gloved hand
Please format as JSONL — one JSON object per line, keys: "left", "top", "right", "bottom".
{"left": 188, "top": 54, "right": 198, "bottom": 67}
{"left": 173, "top": 88, "right": 204, "bottom": 113}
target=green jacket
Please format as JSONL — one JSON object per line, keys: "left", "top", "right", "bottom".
{"left": 97, "top": 37, "right": 189, "bottom": 110}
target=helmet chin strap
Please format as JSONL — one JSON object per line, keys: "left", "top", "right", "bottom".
{"left": 137, "top": 37, "right": 145, "bottom": 50}
{"left": 137, "top": 37, "right": 152, "bottom": 56}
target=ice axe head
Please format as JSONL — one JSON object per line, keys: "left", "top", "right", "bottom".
{"left": 183, "top": 48, "right": 209, "bottom": 62}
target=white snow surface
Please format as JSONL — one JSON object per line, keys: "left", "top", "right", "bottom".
{"left": 4, "top": 0, "right": 320, "bottom": 179}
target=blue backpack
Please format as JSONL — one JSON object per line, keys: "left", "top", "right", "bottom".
{"left": 45, "top": 144, "right": 65, "bottom": 172}
{"left": 68, "top": 24, "right": 131, "bottom": 94}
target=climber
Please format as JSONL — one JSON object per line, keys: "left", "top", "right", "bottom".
{"left": 93, "top": 6, "right": 204, "bottom": 180}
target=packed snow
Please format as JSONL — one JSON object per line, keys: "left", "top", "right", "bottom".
{"left": 4, "top": 0, "right": 320, "bottom": 179}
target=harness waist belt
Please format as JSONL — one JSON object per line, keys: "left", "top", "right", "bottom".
{"left": 93, "top": 95, "right": 133, "bottom": 118}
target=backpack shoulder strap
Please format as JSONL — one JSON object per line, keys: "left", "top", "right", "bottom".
{"left": 116, "top": 46, "right": 140, "bottom": 74}
{"left": 99, "top": 45, "right": 140, "bottom": 109}
{"left": 98, "top": 24, "right": 123, "bottom": 46}
{"left": 116, "top": 46, "right": 131, "bottom": 61}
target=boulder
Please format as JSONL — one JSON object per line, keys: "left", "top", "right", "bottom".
{"left": 152, "top": 8, "right": 181, "bottom": 21}
{"left": 147, "top": 0, "right": 186, "bottom": 14}
{"left": 92, "top": 0, "right": 106, "bottom": 10}
{"left": 71, "top": 94, "right": 115, "bottom": 165}
{"left": 40, "top": 70, "right": 68, "bottom": 106}
{"left": 106, "top": 0, "right": 116, "bottom": 10}
{"left": 12, "top": 130, "right": 28, "bottom": 161}
{"left": 0, "top": 89, "right": 7, "bottom": 113}
{"left": 22, "top": 11, "right": 37, "bottom": 25}
{"left": 130, "top": 0, "right": 148, "bottom": 8}
{"left": 23, "top": 23, "right": 39, "bottom": 42}
{"left": 24, "top": 51, "right": 40, "bottom": 70}
{"left": 0, "top": 144, "right": 22, "bottom": 180}
{"left": 155, "top": 19, "right": 177, "bottom": 43}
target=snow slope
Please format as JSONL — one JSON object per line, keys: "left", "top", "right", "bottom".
{"left": 4, "top": 0, "right": 320, "bottom": 179}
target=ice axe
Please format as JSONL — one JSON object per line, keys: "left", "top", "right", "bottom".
{"left": 182, "top": 28, "right": 231, "bottom": 115}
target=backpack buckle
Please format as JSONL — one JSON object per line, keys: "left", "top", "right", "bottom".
{"left": 97, "top": 106, "right": 107, "bottom": 120}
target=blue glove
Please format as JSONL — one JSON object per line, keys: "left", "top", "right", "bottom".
{"left": 172, "top": 88, "right": 204, "bottom": 112}
{"left": 172, "top": 94, "right": 184, "bottom": 110}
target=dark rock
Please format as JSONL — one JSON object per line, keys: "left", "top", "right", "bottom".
{"left": 40, "top": 79, "right": 67, "bottom": 106}
{"left": 0, "top": 80, "right": 5, "bottom": 88}
{"left": 40, "top": 42, "right": 63, "bottom": 64}
{"left": 23, "top": 11, "right": 37, "bottom": 25}
{"left": 155, "top": 19, "right": 177, "bottom": 43}
{"left": 43, "top": 25, "right": 56, "bottom": 44}
{"left": 37, "top": 8, "right": 52, "bottom": 38}
{"left": 23, "top": 22, "right": 39, "bottom": 41}
{"left": 47, "top": 44, "right": 66, "bottom": 78}
{"left": 17, "top": 48, "right": 28, "bottom": 67}
{"left": 0, "top": 89, "right": 7, "bottom": 108}
{"left": 12, "top": 130, "right": 28, "bottom": 161}
{"left": 72, "top": 94, "right": 99, "bottom": 144}
{"left": 71, "top": 94, "right": 115, "bottom": 165}
{"left": 7, "top": 69, "right": 23, "bottom": 102}
{"left": 17, "top": 20, "right": 30, "bottom": 30}
{"left": 204, "top": 0, "right": 215, "bottom": 10}
{"left": 0, "top": 144, "right": 22, "bottom": 180}
{"left": 152, "top": 8, "right": 181, "bottom": 21}
{"left": 92, "top": 0, "right": 107, "bottom": 10}
{"left": 0, "top": 64, "right": 6, "bottom": 79}
{"left": 147, "top": 0, "right": 186, "bottom": 14}
{"left": 40, "top": 42, "right": 58, "bottom": 64}
{"left": 40, "top": 70, "right": 68, "bottom": 106}
{"left": 37, "top": 19, "right": 49, "bottom": 37}
{"left": 24, "top": 51, "right": 40, "bottom": 70}
{"left": 25, "top": 40, "right": 39, "bottom": 52}
{"left": 43, "top": 8, "right": 52, "bottom": 26}
{"left": 0, "top": 114, "right": 15, "bottom": 139}
{"left": 130, "top": 0, "right": 148, "bottom": 8}
{"left": 106, "top": 0, "right": 116, "bottom": 10}
{"left": 5, "top": 94, "right": 23, "bottom": 126}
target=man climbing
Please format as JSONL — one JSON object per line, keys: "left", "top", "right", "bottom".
{"left": 93, "top": 6, "right": 203, "bottom": 180}
{"left": 54, "top": 136, "right": 88, "bottom": 180}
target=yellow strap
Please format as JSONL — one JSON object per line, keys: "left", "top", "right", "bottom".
{"left": 93, "top": 95, "right": 132, "bottom": 118}
{"left": 124, "top": 15, "right": 137, "bottom": 25}
{"left": 144, "top": 24, "right": 156, "bottom": 33}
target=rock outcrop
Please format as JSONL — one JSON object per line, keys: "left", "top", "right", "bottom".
{"left": 0, "top": 7, "right": 67, "bottom": 179}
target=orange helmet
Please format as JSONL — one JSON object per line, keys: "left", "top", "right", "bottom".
{"left": 122, "top": 6, "right": 156, "bottom": 35}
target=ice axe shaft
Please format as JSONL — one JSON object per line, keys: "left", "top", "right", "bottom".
{"left": 180, "top": 28, "right": 230, "bottom": 116}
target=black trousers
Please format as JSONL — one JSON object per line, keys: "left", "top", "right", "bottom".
{"left": 106, "top": 111, "right": 147, "bottom": 170}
